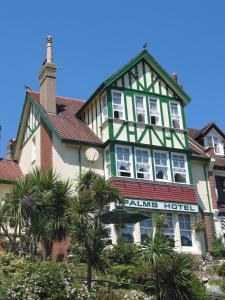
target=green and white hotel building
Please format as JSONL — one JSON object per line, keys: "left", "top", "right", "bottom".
{"left": 0, "top": 37, "right": 215, "bottom": 257}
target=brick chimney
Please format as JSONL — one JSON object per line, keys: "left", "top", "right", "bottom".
{"left": 171, "top": 73, "right": 177, "bottom": 83}
{"left": 38, "top": 36, "right": 57, "bottom": 114}
{"left": 6, "top": 138, "right": 15, "bottom": 160}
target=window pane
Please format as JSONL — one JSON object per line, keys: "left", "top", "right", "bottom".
{"left": 140, "top": 216, "right": 153, "bottom": 243}
{"left": 179, "top": 215, "right": 192, "bottom": 246}
{"left": 116, "top": 147, "right": 131, "bottom": 177}
{"left": 121, "top": 224, "right": 134, "bottom": 243}
{"left": 154, "top": 152, "right": 168, "bottom": 180}
{"left": 136, "top": 149, "right": 151, "bottom": 179}
{"left": 172, "top": 154, "right": 187, "bottom": 183}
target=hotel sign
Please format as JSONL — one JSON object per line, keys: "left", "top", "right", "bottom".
{"left": 124, "top": 199, "right": 199, "bottom": 213}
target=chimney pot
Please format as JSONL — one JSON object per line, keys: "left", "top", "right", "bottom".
{"left": 39, "top": 36, "right": 57, "bottom": 114}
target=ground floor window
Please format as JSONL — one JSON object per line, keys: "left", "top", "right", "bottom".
{"left": 163, "top": 213, "right": 175, "bottom": 245}
{"left": 179, "top": 214, "right": 192, "bottom": 247}
{"left": 120, "top": 223, "right": 134, "bottom": 243}
{"left": 140, "top": 215, "right": 153, "bottom": 243}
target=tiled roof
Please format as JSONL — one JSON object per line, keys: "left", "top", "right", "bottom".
{"left": 0, "top": 159, "right": 24, "bottom": 182}
{"left": 109, "top": 177, "right": 197, "bottom": 204}
{"left": 28, "top": 91, "right": 102, "bottom": 145}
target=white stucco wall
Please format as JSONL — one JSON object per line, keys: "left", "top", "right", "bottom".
{"left": 191, "top": 160, "right": 212, "bottom": 213}
{"left": 19, "top": 127, "right": 41, "bottom": 175}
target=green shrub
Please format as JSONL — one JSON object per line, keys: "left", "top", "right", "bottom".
{"left": 123, "top": 289, "right": 152, "bottom": 300}
{"left": 218, "top": 262, "right": 225, "bottom": 276}
{"left": 6, "top": 261, "right": 90, "bottom": 300}
{"left": 0, "top": 252, "right": 29, "bottom": 277}
{"left": 210, "top": 236, "right": 225, "bottom": 259}
{"left": 108, "top": 264, "right": 136, "bottom": 282}
{"left": 105, "top": 240, "right": 140, "bottom": 265}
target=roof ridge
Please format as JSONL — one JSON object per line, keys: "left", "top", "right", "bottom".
{"left": 28, "top": 90, "right": 85, "bottom": 103}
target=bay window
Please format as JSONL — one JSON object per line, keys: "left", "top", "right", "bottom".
{"left": 135, "top": 148, "right": 151, "bottom": 179}
{"left": 154, "top": 151, "right": 170, "bottom": 181}
{"left": 149, "top": 98, "right": 160, "bottom": 125}
{"left": 112, "top": 91, "right": 124, "bottom": 119}
{"left": 171, "top": 154, "right": 187, "bottom": 183}
{"left": 179, "top": 214, "right": 192, "bottom": 247}
{"left": 163, "top": 213, "right": 174, "bottom": 245}
{"left": 170, "top": 102, "right": 181, "bottom": 129}
{"left": 140, "top": 216, "right": 153, "bottom": 243}
{"left": 135, "top": 95, "right": 145, "bottom": 123}
{"left": 116, "top": 146, "right": 132, "bottom": 177}
{"left": 121, "top": 223, "right": 134, "bottom": 243}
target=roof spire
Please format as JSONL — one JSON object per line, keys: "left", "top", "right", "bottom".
{"left": 47, "top": 36, "right": 53, "bottom": 63}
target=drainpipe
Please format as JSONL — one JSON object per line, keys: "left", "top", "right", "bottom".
{"left": 204, "top": 160, "right": 212, "bottom": 213}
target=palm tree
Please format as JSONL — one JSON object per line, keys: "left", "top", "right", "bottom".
{"left": 0, "top": 169, "right": 72, "bottom": 259}
{"left": 70, "top": 170, "right": 123, "bottom": 291}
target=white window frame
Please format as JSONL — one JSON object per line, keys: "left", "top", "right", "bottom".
{"left": 115, "top": 145, "right": 133, "bottom": 178}
{"left": 205, "top": 135, "right": 224, "bottom": 156}
{"left": 153, "top": 150, "right": 171, "bottom": 182}
{"left": 163, "top": 213, "right": 175, "bottom": 243}
{"left": 171, "top": 153, "right": 189, "bottom": 184}
{"left": 149, "top": 97, "right": 161, "bottom": 126}
{"left": 135, "top": 94, "right": 146, "bottom": 123}
{"left": 140, "top": 215, "right": 153, "bottom": 243}
{"left": 101, "top": 93, "right": 108, "bottom": 123}
{"left": 178, "top": 214, "right": 193, "bottom": 247}
{"left": 134, "top": 147, "right": 152, "bottom": 180}
{"left": 170, "top": 101, "right": 183, "bottom": 129}
{"left": 104, "top": 146, "right": 111, "bottom": 179}
{"left": 112, "top": 90, "right": 124, "bottom": 120}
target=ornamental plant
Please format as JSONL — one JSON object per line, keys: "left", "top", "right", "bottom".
{"left": 6, "top": 261, "right": 90, "bottom": 300}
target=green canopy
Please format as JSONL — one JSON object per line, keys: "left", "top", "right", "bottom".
{"left": 100, "top": 207, "right": 149, "bottom": 224}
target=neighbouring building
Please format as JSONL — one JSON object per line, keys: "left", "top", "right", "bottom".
{"left": 0, "top": 37, "right": 221, "bottom": 257}
{"left": 189, "top": 123, "right": 225, "bottom": 243}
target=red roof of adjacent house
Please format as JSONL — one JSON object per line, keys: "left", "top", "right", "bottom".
{"left": 109, "top": 178, "right": 197, "bottom": 204}
{"left": 28, "top": 90, "right": 102, "bottom": 145}
{"left": 0, "top": 159, "right": 24, "bottom": 182}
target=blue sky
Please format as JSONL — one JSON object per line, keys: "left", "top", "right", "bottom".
{"left": 0, "top": 0, "right": 225, "bottom": 156}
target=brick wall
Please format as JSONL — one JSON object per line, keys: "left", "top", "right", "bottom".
{"left": 208, "top": 171, "right": 218, "bottom": 209}
{"left": 40, "top": 118, "right": 53, "bottom": 171}
{"left": 202, "top": 212, "right": 214, "bottom": 251}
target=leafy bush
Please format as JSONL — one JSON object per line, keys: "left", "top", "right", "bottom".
{"left": 108, "top": 264, "right": 136, "bottom": 282}
{"left": 210, "top": 236, "right": 225, "bottom": 259}
{"left": 105, "top": 239, "right": 140, "bottom": 265}
{"left": 6, "top": 261, "right": 90, "bottom": 300}
{"left": 0, "top": 252, "right": 29, "bottom": 277}
{"left": 218, "top": 262, "right": 225, "bottom": 276}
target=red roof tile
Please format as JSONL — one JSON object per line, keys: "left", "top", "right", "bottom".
{"left": 109, "top": 178, "right": 197, "bottom": 204}
{"left": 28, "top": 91, "right": 102, "bottom": 145}
{"left": 0, "top": 159, "right": 24, "bottom": 182}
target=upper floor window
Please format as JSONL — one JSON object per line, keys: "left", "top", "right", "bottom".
{"left": 170, "top": 102, "right": 181, "bottom": 129}
{"left": 116, "top": 146, "right": 132, "bottom": 177}
{"left": 149, "top": 98, "right": 160, "bottom": 125}
{"left": 135, "top": 95, "right": 145, "bottom": 123}
{"left": 112, "top": 91, "right": 124, "bottom": 119}
{"left": 171, "top": 154, "right": 187, "bottom": 183}
{"left": 179, "top": 214, "right": 192, "bottom": 247}
{"left": 154, "top": 151, "right": 170, "bottom": 181}
{"left": 205, "top": 136, "right": 224, "bottom": 156}
{"left": 101, "top": 94, "right": 108, "bottom": 122}
{"left": 135, "top": 148, "right": 151, "bottom": 179}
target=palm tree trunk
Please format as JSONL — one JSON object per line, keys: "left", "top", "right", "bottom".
{"left": 87, "top": 259, "right": 92, "bottom": 291}
{"left": 43, "top": 240, "right": 53, "bottom": 260}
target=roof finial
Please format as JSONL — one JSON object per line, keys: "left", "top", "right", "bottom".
{"left": 142, "top": 42, "right": 148, "bottom": 51}
{"left": 47, "top": 36, "right": 53, "bottom": 63}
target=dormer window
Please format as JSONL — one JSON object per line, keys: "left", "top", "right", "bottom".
{"left": 112, "top": 91, "right": 124, "bottom": 119}
{"left": 205, "top": 136, "right": 224, "bottom": 156}
{"left": 135, "top": 95, "right": 145, "bottom": 123}
{"left": 170, "top": 102, "right": 181, "bottom": 129}
{"left": 149, "top": 98, "right": 160, "bottom": 125}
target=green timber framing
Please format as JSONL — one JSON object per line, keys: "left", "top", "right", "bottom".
{"left": 77, "top": 49, "right": 191, "bottom": 116}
